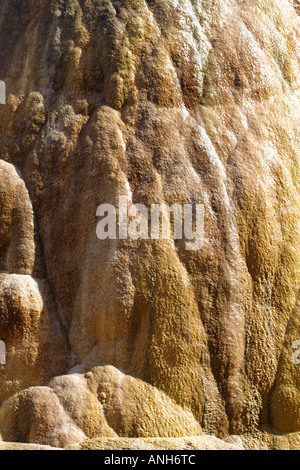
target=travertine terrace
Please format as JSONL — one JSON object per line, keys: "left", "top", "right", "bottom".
{"left": 0, "top": 0, "right": 299, "bottom": 450}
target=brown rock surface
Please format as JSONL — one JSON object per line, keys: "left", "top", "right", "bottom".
{"left": 0, "top": 0, "right": 299, "bottom": 449}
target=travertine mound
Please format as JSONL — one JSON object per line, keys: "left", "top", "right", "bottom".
{"left": 0, "top": 0, "right": 299, "bottom": 449}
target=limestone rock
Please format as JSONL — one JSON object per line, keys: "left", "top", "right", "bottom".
{"left": 66, "top": 436, "right": 241, "bottom": 451}
{"left": 0, "top": 442, "right": 59, "bottom": 450}
{"left": 0, "top": 0, "right": 299, "bottom": 449}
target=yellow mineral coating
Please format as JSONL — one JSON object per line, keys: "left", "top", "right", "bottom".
{"left": 0, "top": 0, "right": 299, "bottom": 450}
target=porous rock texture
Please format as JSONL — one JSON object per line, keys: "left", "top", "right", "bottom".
{"left": 0, "top": 0, "right": 299, "bottom": 450}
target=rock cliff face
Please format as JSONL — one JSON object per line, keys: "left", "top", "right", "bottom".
{"left": 0, "top": 0, "right": 299, "bottom": 450}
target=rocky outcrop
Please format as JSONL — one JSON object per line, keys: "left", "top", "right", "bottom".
{"left": 0, "top": 0, "right": 299, "bottom": 449}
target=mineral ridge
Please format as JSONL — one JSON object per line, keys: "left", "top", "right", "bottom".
{"left": 0, "top": 0, "right": 299, "bottom": 450}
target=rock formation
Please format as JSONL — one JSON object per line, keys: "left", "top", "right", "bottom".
{"left": 0, "top": 0, "right": 299, "bottom": 450}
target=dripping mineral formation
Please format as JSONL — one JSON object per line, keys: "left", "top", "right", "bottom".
{"left": 0, "top": 0, "right": 299, "bottom": 450}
